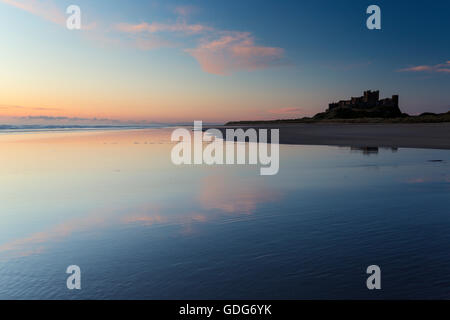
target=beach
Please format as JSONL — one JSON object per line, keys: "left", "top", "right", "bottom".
{"left": 1, "top": 128, "right": 449, "bottom": 299}
{"left": 210, "top": 123, "right": 450, "bottom": 150}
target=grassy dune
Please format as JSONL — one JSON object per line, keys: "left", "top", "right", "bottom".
{"left": 226, "top": 111, "right": 450, "bottom": 126}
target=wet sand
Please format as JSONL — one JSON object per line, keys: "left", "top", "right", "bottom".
{"left": 209, "top": 123, "right": 450, "bottom": 150}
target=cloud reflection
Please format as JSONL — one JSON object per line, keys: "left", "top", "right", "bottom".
{"left": 198, "top": 174, "right": 280, "bottom": 214}
{"left": 0, "top": 173, "right": 281, "bottom": 260}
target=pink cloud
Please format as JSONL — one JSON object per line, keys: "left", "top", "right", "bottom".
{"left": 1, "top": 0, "right": 97, "bottom": 30}
{"left": 117, "top": 19, "right": 285, "bottom": 75}
{"left": 115, "top": 21, "right": 211, "bottom": 51}
{"left": 186, "top": 32, "right": 284, "bottom": 75}
{"left": 1, "top": 0, "right": 66, "bottom": 25}
{"left": 398, "top": 60, "right": 450, "bottom": 73}
{"left": 4, "top": 1, "right": 285, "bottom": 75}
{"left": 116, "top": 21, "right": 212, "bottom": 35}
{"left": 400, "top": 65, "right": 432, "bottom": 72}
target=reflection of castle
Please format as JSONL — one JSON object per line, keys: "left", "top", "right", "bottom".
{"left": 328, "top": 90, "right": 398, "bottom": 111}
{"left": 350, "top": 146, "right": 398, "bottom": 155}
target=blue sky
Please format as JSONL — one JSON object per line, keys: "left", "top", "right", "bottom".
{"left": 0, "top": 0, "right": 449, "bottom": 123}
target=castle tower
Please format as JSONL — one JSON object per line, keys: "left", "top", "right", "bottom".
{"left": 373, "top": 90, "right": 379, "bottom": 102}
{"left": 363, "top": 90, "right": 370, "bottom": 103}
{"left": 363, "top": 90, "right": 379, "bottom": 104}
{"left": 392, "top": 95, "right": 399, "bottom": 107}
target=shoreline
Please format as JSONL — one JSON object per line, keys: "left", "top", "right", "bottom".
{"left": 207, "top": 123, "right": 450, "bottom": 150}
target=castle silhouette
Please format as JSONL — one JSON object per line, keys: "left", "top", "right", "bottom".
{"left": 328, "top": 90, "right": 399, "bottom": 111}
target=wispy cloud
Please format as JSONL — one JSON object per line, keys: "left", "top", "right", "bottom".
{"left": 0, "top": 114, "right": 126, "bottom": 125}
{"left": 186, "top": 32, "right": 284, "bottom": 75}
{"left": 116, "top": 14, "right": 285, "bottom": 75}
{"left": 3, "top": 1, "right": 285, "bottom": 75}
{"left": 398, "top": 60, "right": 450, "bottom": 73}
{"left": 116, "top": 21, "right": 212, "bottom": 35}
{"left": 1, "top": 0, "right": 66, "bottom": 25}
{"left": 19, "top": 115, "right": 119, "bottom": 122}
{"left": 0, "top": 104, "right": 61, "bottom": 111}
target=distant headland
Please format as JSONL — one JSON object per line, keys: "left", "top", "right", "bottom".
{"left": 226, "top": 90, "right": 450, "bottom": 125}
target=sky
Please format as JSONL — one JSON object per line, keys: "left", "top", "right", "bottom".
{"left": 0, "top": 0, "right": 449, "bottom": 124}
